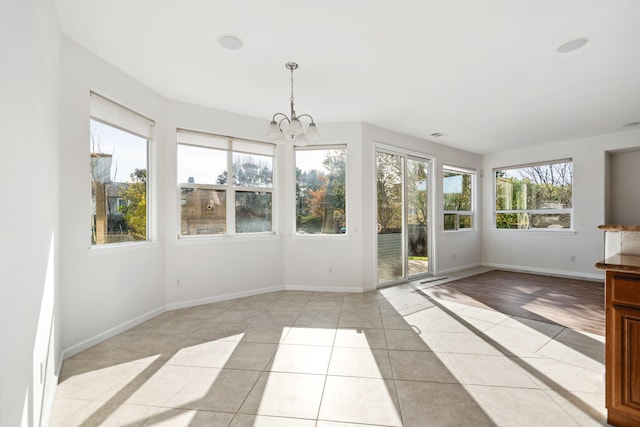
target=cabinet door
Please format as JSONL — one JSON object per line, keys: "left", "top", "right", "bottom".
{"left": 610, "top": 304, "right": 640, "bottom": 419}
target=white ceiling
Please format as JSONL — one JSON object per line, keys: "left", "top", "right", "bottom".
{"left": 54, "top": 0, "right": 640, "bottom": 154}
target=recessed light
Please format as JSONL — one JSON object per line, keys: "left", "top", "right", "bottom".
{"left": 623, "top": 122, "right": 640, "bottom": 128}
{"left": 557, "top": 38, "right": 589, "bottom": 53}
{"left": 218, "top": 34, "right": 243, "bottom": 50}
{"left": 431, "top": 132, "right": 447, "bottom": 137}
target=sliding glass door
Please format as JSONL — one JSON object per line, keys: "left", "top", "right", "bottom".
{"left": 376, "top": 149, "right": 431, "bottom": 284}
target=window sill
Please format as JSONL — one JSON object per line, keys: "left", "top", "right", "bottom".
{"left": 89, "top": 241, "right": 161, "bottom": 256}
{"left": 443, "top": 229, "right": 476, "bottom": 234}
{"left": 174, "top": 233, "right": 280, "bottom": 245}
{"left": 292, "top": 233, "right": 350, "bottom": 241}
{"left": 490, "top": 228, "right": 577, "bottom": 235}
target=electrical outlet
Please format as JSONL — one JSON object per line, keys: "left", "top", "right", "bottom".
{"left": 452, "top": 253, "right": 456, "bottom": 261}
{"left": 328, "top": 266, "right": 333, "bottom": 274}
{"left": 570, "top": 255, "right": 576, "bottom": 262}
{"left": 176, "top": 279, "right": 182, "bottom": 287}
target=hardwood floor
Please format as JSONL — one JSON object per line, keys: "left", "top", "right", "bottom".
{"left": 425, "top": 270, "right": 605, "bottom": 335}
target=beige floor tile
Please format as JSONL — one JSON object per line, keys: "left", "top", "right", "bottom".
{"left": 395, "top": 380, "right": 492, "bottom": 427}
{"left": 52, "top": 401, "right": 159, "bottom": 427}
{"left": 171, "top": 305, "right": 228, "bottom": 320}
{"left": 328, "top": 347, "right": 393, "bottom": 379}
{"left": 186, "top": 322, "right": 246, "bottom": 342}
{"left": 294, "top": 309, "right": 340, "bottom": 327}
{"left": 521, "top": 357, "right": 605, "bottom": 394}
{"left": 544, "top": 390, "right": 607, "bottom": 427}
{"left": 57, "top": 359, "right": 149, "bottom": 401}
{"left": 554, "top": 328, "right": 606, "bottom": 350}
{"left": 281, "top": 326, "right": 336, "bottom": 346}
{"left": 142, "top": 408, "right": 234, "bottom": 426}
{"left": 482, "top": 324, "right": 554, "bottom": 354}
{"left": 447, "top": 353, "right": 538, "bottom": 388}
{"left": 403, "top": 305, "right": 450, "bottom": 324}
{"left": 304, "top": 300, "right": 344, "bottom": 311}
{"left": 385, "top": 291, "right": 432, "bottom": 311}
{"left": 49, "top": 398, "right": 94, "bottom": 427}
{"left": 458, "top": 306, "right": 511, "bottom": 324}
{"left": 536, "top": 339, "right": 604, "bottom": 373}
{"left": 128, "top": 316, "right": 207, "bottom": 336}
{"left": 116, "top": 364, "right": 202, "bottom": 406}
{"left": 338, "top": 309, "right": 383, "bottom": 329}
{"left": 498, "top": 315, "right": 565, "bottom": 337}
{"left": 252, "top": 310, "right": 300, "bottom": 325}
{"left": 318, "top": 376, "right": 402, "bottom": 426}
{"left": 316, "top": 422, "right": 388, "bottom": 427}
{"left": 427, "top": 314, "right": 495, "bottom": 333}
{"left": 268, "top": 300, "right": 308, "bottom": 312}
{"left": 207, "top": 342, "right": 278, "bottom": 371}
{"left": 333, "top": 328, "right": 387, "bottom": 349}
{"left": 209, "top": 309, "right": 262, "bottom": 325}
{"left": 380, "top": 313, "right": 413, "bottom": 330}
{"left": 384, "top": 329, "right": 432, "bottom": 351}
{"left": 239, "top": 372, "right": 325, "bottom": 419}
{"left": 165, "top": 367, "right": 261, "bottom": 413}
{"left": 165, "top": 339, "right": 240, "bottom": 367}
{"left": 241, "top": 323, "right": 290, "bottom": 343}
{"left": 434, "top": 331, "right": 502, "bottom": 355}
{"left": 309, "top": 291, "right": 348, "bottom": 302}
{"left": 388, "top": 350, "right": 459, "bottom": 383}
{"left": 267, "top": 344, "right": 332, "bottom": 374}
{"left": 415, "top": 327, "right": 445, "bottom": 352}
{"left": 230, "top": 414, "right": 315, "bottom": 426}
{"left": 467, "top": 384, "right": 580, "bottom": 427}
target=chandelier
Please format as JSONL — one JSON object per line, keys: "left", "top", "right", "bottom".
{"left": 266, "top": 62, "right": 319, "bottom": 145}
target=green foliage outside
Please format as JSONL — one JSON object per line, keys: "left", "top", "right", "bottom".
{"left": 296, "top": 150, "right": 346, "bottom": 234}
{"left": 119, "top": 168, "right": 147, "bottom": 240}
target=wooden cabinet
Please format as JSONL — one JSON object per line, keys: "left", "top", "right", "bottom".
{"left": 606, "top": 271, "right": 640, "bottom": 426}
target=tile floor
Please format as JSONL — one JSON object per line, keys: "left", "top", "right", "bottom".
{"left": 51, "top": 269, "right": 609, "bottom": 426}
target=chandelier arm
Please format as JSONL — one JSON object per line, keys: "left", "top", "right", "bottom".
{"left": 296, "top": 113, "right": 315, "bottom": 123}
{"left": 271, "top": 112, "right": 290, "bottom": 122}
{"left": 277, "top": 117, "right": 291, "bottom": 128}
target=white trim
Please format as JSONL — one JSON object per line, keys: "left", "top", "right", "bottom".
{"left": 89, "top": 241, "right": 161, "bottom": 255}
{"left": 166, "top": 285, "right": 285, "bottom": 311}
{"left": 283, "top": 284, "right": 364, "bottom": 293}
{"left": 435, "top": 262, "right": 483, "bottom": 276}
{"left": 291, "top": 234, "right": 350, "bottom": 240}
{"left": 489, "top": 228, "right": 577, "bottom": 235}
{"left": 172, "top": 233, "right": 279, "bottom": 245}
{"left": 61, "top": 305, "right": 166, "bottom": 359}
{"left": 482, "top": 262, "right": 604, "bottom": 281}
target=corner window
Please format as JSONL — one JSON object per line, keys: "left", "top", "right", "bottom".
{"left": 494, "top": 160, "right": 573, "bottom": 230}
{"left": 295, "top": 146, "right": 346, "bottom": 235}
{"left": 443, "top": 167, "right": 474, "bottom": 231}
{"left": 177, "top": 129, "right": 275, "bottom": 236}
{"left": 90, "top": 93, "right": 153, "bottom": 246}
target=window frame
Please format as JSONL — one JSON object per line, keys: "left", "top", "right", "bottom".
{"left": 89, "top": 93, "right": 154, "bottom": 248}
{"left": 176, "top": 129, "right": 276, "bottom": 239}
{"left": 294, "top": 144, "right": 348, "bottom": 238}
{"left": 442, "top": 165, "right": 475, "bottom": 232}
{"left": 493, "top": 158, "right": 574, "bottom": 231}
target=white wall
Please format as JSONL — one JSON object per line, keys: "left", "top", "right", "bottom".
{"left": 609, "top": 148, "right": 640, "bottom": 225}
{"left": 161, "top": 101, "right": 285, "bottom": 307}
{"left": 482, "top": 128, "right": 640, "bottom": 279}
{"left": 59, "top": 38, "right": 166, "bottom": 355}
{"left": 361, "top": 124, "right": 483, "bottom": 284}
{"left": 0, "top": 0, "right": 61, "bottom": 425}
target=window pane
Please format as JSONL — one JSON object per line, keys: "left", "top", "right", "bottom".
{"left": 444, "top": 213, "right": 473, "bottom": 231}
{"left": 496, "top": 213, "right": 529, "bottom": 229}
{"left": 233, "top": 153, "right": 273, "bottom": 188}
{"left": 444, "top": 171, "right": 472, "bottom": 211}
{"left": 296, "top": 148, "right": 346, "bottom": 234}
{"left": 90, "top": 119, "right": 148, "bottom": 245}
{"left": 495, "top": 162, "right": 572, "bottom": 210}
{"left": 236, "top": 191, "right": 272, "bottom": 233}
{"left": 177, "top": 144, "right": 227, "bottom": 185}
{"left": 180, "top": 187, "right": 226, "bottom": 235}
{"left": 530, "top": 213, "right": 571, "bottom": 229}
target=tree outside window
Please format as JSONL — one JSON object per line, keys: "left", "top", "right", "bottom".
{"left": 295, "top": 147, "right": 346, "bottom": 234}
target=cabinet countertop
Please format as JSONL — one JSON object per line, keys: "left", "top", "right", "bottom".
{"left": 595, "top": 254, "right": 640, "bottom": 274}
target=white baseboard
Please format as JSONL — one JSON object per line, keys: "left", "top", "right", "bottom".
{"left": 435, "top": 263, "right": 483, "bottom": 276}
{"left": 283, "top": 284, "right": 364, "bottom": 293}
{"left": 61, "top": 305, "right": 166, "bottom": 360}
{"left": 165, "top": 285, "right": 285, "bottom": 311}
{"left": 482, "top": 262, "right": 604, "bottom": 281}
